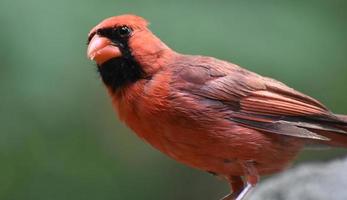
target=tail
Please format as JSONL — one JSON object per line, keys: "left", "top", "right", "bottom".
{"left": 317, "top": 114, "right": 347, "bottom": 148}
{"left": 336, "top": 114, "right": 347, "bottom": 122}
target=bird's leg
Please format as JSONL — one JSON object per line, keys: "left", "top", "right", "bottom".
{"left": 221, "top": 161, "right": 259, "bottom": 200}
{"left": 233, "top": 183, "right": 253, "bottom": 200}
{"left": 241, "top": 160, "right": 259, "bottom": 186}
{"left": 221, "top": 176, "right": 244, "bottom": 200}
{"left": 236, "top": 161, "right": 259, "bottom": 200}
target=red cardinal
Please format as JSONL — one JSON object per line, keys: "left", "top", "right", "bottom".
{"left": 87, "top": 14, "right": 347, "bottom": 200}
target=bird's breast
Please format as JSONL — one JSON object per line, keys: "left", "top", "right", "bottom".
{"left": 108, "top": 73, "right": 303, "bottom": 176}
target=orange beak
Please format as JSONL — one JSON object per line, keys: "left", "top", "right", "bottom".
{"left": 87, "top": 35, "right": 122, "bottom": 65}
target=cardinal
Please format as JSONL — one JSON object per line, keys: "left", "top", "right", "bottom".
{"left": 87, "top": 14, "right": 347, "bottom": 200}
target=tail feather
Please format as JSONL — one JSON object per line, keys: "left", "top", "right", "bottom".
{"left": 316, "top": 114, "right": 347, "bottom": 148}
{"left": 336, "top": 114, "right": 347, "bottom": 123}
{"left": 319, "top": 132, "right": 347, "bottom": 148}
{"left": 336, "top": 114, "right": 347, "bottom": 133}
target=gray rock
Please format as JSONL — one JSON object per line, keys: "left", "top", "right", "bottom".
{"left": 250, "top": 158, "right": 347, "bottom": 200}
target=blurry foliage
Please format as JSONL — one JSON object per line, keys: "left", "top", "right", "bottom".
{"left": 0, "top": 0, "right": 346, "bottom": 199}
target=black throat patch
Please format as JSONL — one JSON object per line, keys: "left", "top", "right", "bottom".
{"left": 95, "top": 28, "right": 146, "bottom": 91}
{"left": 97, "top": 56, "right": 144, "bottom": 91}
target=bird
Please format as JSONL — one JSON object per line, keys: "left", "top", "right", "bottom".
{"left": 86, "top": 14, "right": 347, "bottom": 200}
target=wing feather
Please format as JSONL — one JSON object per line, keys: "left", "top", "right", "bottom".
{"left": 173, "top": 56, "right": 346, "bottom": 141}
{"left": 241, "top": 90, "right": 329, "bottom": 116}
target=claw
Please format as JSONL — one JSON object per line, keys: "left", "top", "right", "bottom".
{"left": 221, "top": 183, "right": 254, "bottom": 200}
{"left": 221, "top": 161, "right": 259, "bottom": 200}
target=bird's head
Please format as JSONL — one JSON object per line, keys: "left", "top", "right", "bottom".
{"left": 87, "top": 14, "right": 173, "bottom": 91}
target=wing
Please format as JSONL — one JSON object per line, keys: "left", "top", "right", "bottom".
{"left": 172, "top": 55, "right": 347, "bottom": 141}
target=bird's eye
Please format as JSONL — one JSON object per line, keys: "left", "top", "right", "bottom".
{"left": 117, "top": 26, "right": 132, "bottom": 38}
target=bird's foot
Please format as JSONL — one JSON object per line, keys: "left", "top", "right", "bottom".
{"left": 220, "top": 183, "right": 253, "bottom": 200}
{"left": 220, "top": 193, "right": 237, "bottom": 200}
{"left": 221, "top": 161, "right": 258, "bottom": 200}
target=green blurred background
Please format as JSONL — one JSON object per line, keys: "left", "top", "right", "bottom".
{"left": 1, "top": 0, "right": 347, "bottom": 199}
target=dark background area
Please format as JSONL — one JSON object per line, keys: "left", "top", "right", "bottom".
{"left": 1, "top": 0, "right": 346, "bottom": 199}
